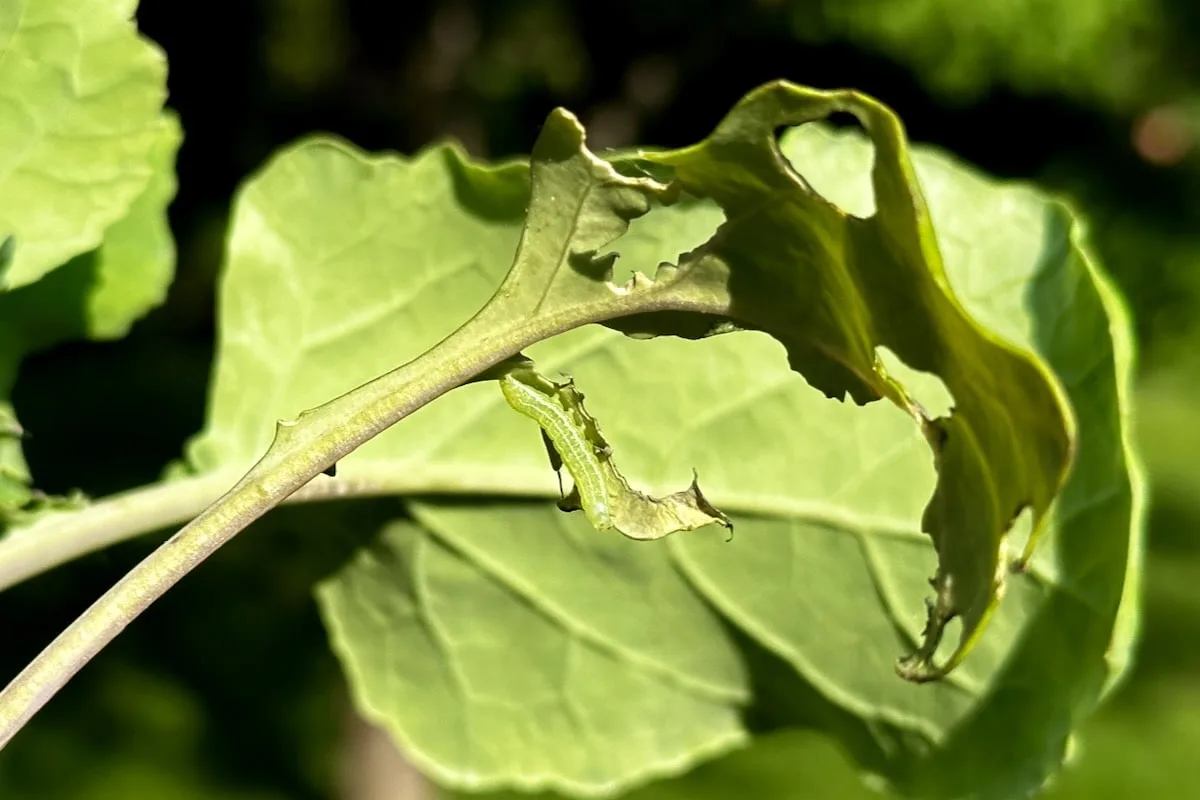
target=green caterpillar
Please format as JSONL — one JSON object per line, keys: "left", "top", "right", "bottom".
{"left": 499, "top": 369, "right": 613, "bottom": 528}
{"left": 499, "top": 364, "right": 732, "bottom": 540}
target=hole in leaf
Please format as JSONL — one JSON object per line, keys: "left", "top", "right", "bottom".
{"left": 874, "top": 346, "right": 955, "bottom": 420}
{"left": 606, "top": 190, "right": 726, "bottom": 285}
{"left": 1004, "top": 505, "right": 1036, "bottom": 567}
{"left": 777, "top": 113, "right": 877, "bottom": 219}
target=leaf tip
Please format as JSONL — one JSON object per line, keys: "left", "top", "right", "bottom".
{"left": 688, "top": 469, "right": 734, "bottom": 537}
{"left": 897, "top": 565, "right": 1007, "bottom": 683}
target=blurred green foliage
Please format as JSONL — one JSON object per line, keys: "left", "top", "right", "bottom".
{"left": 1, "top": 0, "right": 1198, "bottom": 798}
{"left": 787, "top": 0, "right": 1193, "bottom": 111}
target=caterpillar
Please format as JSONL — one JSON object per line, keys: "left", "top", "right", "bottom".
{"left": 499, "top": 369, "right": 613, "bottom": 529}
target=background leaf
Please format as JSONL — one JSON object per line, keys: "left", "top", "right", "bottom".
{"left": 786, "top": 0, "right": 1183, "bottom": 112}
{"left": 0, "top": 112, "right": 180, "bottom": 521}
{"left": 0, "top": 0, "right": 170, "bottom": 290}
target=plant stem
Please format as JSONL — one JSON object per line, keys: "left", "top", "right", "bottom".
{"left": 0, "top": 308, "right": 533, "bottom": 750}
{"left": 0, "top": 467, "right": 560, "bottom": 594}
{"left": 0, "top": 474, "right": 234, "bottom": 592}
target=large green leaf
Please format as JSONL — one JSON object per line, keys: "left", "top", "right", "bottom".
{"left": 0, "top": 111, "right": 180, "bottom": 522}
{"left": 189, "top": 84, "right": 1075, "bottom": 686}
{"left": 179, "top": 89, "right": 1133, "bottom": 797}
{"left": 317, "top": 510, "right": 747, "bottom": 794}
{"left": 0, "top": 0, "right": 169, "bottom": 290}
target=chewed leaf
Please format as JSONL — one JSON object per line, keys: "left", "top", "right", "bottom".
{"left": 500, "top": 363, "right": 732, "bottom": 540}
{"left": 638, "top": 82, "right": 1076, "bottom": 680}
{"left": 170, "top": 81, "right": 1133, "bottom": 798}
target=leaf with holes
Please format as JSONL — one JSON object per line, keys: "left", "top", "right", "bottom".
{"left": 633, "top": 87, "right": 1075, "bottom": 682}
{"left": 667, "top": 125, "right": 1142, "bottom": 798}
{"left": 161, "top": 82, "right": 1128, "bottom": 798}
{"left": 185, "top": 83, "right": 1075, "bottom": 684}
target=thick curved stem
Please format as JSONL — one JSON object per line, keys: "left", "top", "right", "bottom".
{"left": 0, "top": 309, "right": 530, "bottom": 750}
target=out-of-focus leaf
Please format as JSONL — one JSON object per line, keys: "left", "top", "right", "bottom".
{"left": 1134, "top": 363, "right": 1200, "bottom": 516}
{"left": 789, "top": 0, "right": 1186, "bottom": 111}
{"left": 0, "top": 112, "right": 180, "bottom": 523}
{"left": 0, "top": 0, "right": 170, "bottom": 289}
